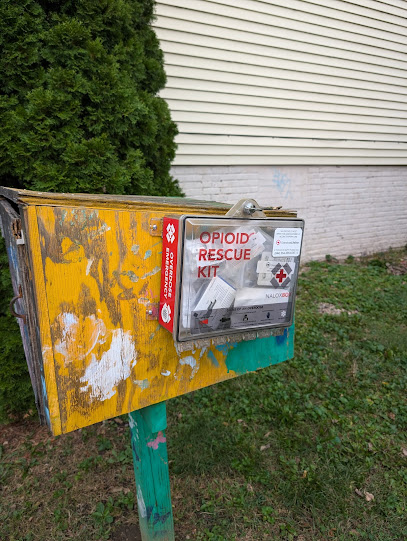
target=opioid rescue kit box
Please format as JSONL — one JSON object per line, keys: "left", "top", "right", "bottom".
{"left": 159, "top": 215, "right": 304, "bottom": 344}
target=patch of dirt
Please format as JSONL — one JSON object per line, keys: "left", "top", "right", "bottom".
{"left": 387, "top": 259, "right": 407, "bottom": 275}
{"left": 318, "top": 303, "right": 358, "bottom": 316}
{"left": 0, "top": 419, "right": 48, "bottom": 450}
{"left": 110, "top": 523, "right": 142, "bottom": 541}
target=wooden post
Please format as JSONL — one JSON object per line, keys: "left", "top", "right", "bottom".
{"left": 129, "top": 402, "right": 175, "bottom": 540}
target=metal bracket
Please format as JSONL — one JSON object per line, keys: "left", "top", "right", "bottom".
{"left": 12, "top": 219, "right": 25, "bottom": 244}
{"left": 174, "top": 326, "right": 286, "bottom": 353}
{"left": 225, "top": 199, "right": 281, "bottom": 219}
{"left": 146, "top": 303, "right": 159, "bottom": 320}
{"left": 243, "top": 202, "right": 282, "bottom": 215}
{"left": 16, "top": 231, "right": 25, "bottom": 245}
{"left": 149, "top": 217, "right": 163, "bottom": 237}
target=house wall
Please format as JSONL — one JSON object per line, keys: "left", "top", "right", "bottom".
{"left": 155, "top": 0, "right": 407, "bottom": 261}
{"left": 172, "top": 164, "right": 407, "bottom": 262}
{"left": 154, "top": 0, "right": 407, "bottom": 165}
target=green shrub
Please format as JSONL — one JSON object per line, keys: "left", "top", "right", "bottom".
{"left": 0, "top": 0, "right": 182, "bottom": 419}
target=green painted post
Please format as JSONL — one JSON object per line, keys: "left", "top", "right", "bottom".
{"left": 129, "top": 402, "right": 175, "bottom": 540}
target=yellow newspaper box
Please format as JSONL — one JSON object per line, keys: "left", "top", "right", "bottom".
{"left": 0, "top": 187, "right": 302, "bottom": 436}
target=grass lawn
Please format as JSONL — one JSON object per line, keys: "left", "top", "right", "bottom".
{"left": 1, "top": 249, "right": 406, "bottom": 541}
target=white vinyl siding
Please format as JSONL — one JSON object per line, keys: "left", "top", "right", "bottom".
{"left": 154, "top": 0, "right": 407, "bottom": 166}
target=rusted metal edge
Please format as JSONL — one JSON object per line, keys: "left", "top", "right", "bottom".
{"left": 174, "top": 326, "right": 286, "bottom": 354}
{"left": 0, "top": 187, "right": 297, "bottom": 217}
{"left": 0, "top": 186, "right": 230, "bottom": 210}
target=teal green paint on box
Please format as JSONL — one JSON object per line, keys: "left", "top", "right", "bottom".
{"left": 141, "top": 401, "right": 167, "bottom": 433}
{"left": 223, "top": 324, "right": 294, "bottom": 375}
{"left": 207, "top": 350, "right": 220, "bottom": 367}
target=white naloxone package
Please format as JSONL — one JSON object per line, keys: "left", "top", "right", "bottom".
{"left": 159, "top": 216, "right": 304, "bottom": 342}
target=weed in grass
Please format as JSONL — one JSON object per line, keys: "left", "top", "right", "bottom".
{"left": 92, "top": 500, "right": 115, "bottom": 539}
{"left": 97, "top": 436, "right": 113, "bottom": 452}
{"left": 79, "top": 455, "right": 104, "bottom": 472}
{"left": 107, "top": 447, "right": 133, "bottom": 466}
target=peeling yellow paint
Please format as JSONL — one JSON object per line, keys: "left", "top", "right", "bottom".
{"left": 17, "top": 193, "right": 296, "bottom": 436}
{"left": 24, "top": 204, "right": 237, "bottom": 435}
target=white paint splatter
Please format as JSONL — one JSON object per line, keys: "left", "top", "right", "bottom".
{"left": 83, "top": 315, "right": 107, "bottom": 355}
{"left": 134, "top": 379, "right": 149, "bottom": 390}
{"left": 61, "top": 313, "right": 78, "bottom": 335}
{"left": 128, "top": 414, "right": 136, "bottom": 429}
{"left": 137, "top": 486, "right": 147, "bottom": 518}
{"left": 42, "top": 346, "right": 51, "bottom": 356}
{"left": 129, "top": 416, "right": 141, "bottom": 442}
{"left": 54, "top": 342, "right": 68, "bottom": 358}
{"left": 161, "top": 370, "right": 171, "bottom": 377}
{"left": 179, "top": 355, "right": 199, "bottom": 378}
{"left": 54, "top": 313, "right": 106, "bottom": 363}
{"left": 141, "top": 266, "right": 160, "bottom": 280}
{"left": 79, "top": 329, "right": 137, "bottom": 401}
{"left": 89, "top": 223, "right": 111, "bottom": 239}
{"left": 131, "top": 244, "right": 139, "bottom": 255}
{"left": 180, "top": 356, "right": 196, "bottom": 368}
{"left": 54, "top": 313, "right": 79, "bottom": 358}
{"left": 122, "top": 270, "right": 138, "bottom": 282}
{"left": 86, "top": 258, "right": 94, "bottom": 275}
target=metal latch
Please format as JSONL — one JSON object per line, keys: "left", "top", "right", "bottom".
{"left": 225, "top": 199, "right": 281, "bottom": 218}
{"left": 243, "top": 202, "right": 282, "bottom": 215}
{"left": 9, "top": 285, "right": 27, "bottom": 324}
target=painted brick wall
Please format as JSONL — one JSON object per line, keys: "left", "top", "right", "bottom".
{"left": 172, "top": 165, "right": 407, "bottom": 262}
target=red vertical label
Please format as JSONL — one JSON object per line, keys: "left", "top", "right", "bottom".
{"left": 159, "top": 217, "right": 179, "bottom": 333}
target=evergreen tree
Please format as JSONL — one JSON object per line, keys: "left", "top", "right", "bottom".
{"left": 0, "top": 0, "right": 182, "bottom": 418}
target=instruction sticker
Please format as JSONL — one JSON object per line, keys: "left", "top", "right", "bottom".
{"left": 230, "top": 288, "right": 291, "bottom": 328}
{"left": 272, "top": 228, "right": 303, "bottom": 257}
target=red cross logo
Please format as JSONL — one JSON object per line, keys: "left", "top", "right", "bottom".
{"left": 275, "top": 268, "right": 287, "bottom": 283}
